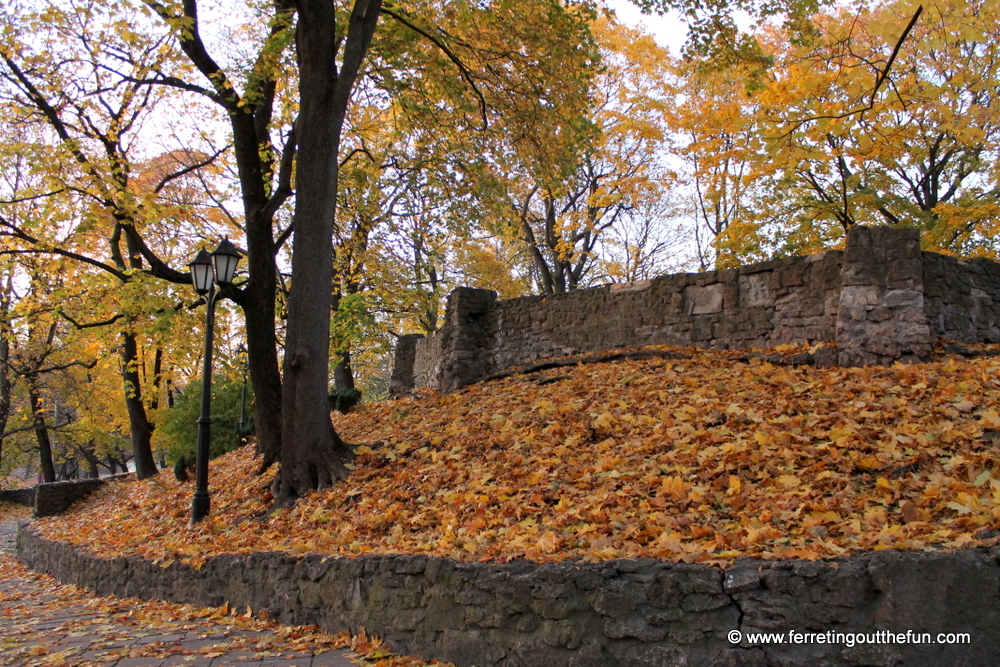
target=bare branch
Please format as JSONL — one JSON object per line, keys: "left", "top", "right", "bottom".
{"left": 153, "top": 145, "right": 229, "bottom": 194}
{"left": 778, "top": 5, "right": 923, "bottom": 137}
{"left": 0, "top": 190, "right": 65, "bottom": 205}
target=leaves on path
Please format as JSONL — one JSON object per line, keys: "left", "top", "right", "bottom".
{"left": 0, "top": 510, "right": 450, "bottom": 667}
{"left": 34, "top": 344, "right": 1000, "bottom": 567}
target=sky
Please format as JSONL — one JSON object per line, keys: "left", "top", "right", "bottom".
{"left": 603, "top": 0, "right": 691, "bottom": 55}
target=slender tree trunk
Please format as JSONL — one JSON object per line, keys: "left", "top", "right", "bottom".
{"left": 276, "top": 0, "right": 382, "bottom": 504}
{"left": 28, "top": 382, "right": 55, "bottom": 484}
{"left": 150, "top": 348, "right": 164, "bottom": 411}
{"left": 329, "top": 293, "right": 355, "bottom": 391}
{"left": 120, "top": 331, "right": 158, "bottom": 478}
{"left": 243, "top": 282, "right": 283, "bottom": 470}
{"left": 0, "top": 302, "right": 10, "bottom": 476}
{"left": 333, "top": 349, "right": 355, "bottom": 391}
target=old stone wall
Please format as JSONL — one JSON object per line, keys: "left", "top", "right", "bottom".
{"left": 17, "top": 525, "right": 1000, "bottom": 667}
{"left": 0, "top": 487, "right": 35, "bottom": 507}
{"left": 31, "top": 474, "right": 131, "bottom": 518}
{"left": 923, "top": 252, "right": 1000, "bottom": 344}
{"left": 393, "top": 227, "right": 1000, "bottom": 394}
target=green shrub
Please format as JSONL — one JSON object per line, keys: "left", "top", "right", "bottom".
{"left": 328, "top": 387, "right": 362, "bottom": 413}
{"left": 155, "top": 375, "right": 254, "bottom": 465}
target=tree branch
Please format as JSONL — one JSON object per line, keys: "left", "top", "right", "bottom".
{"left": 778, "top": 5, "right": 923, "bottom": 137}
{"left": 153, "top": 145, "right": 229, "bottom": 194}
{"left": 261, "top": 124, "right": 298, "bottom": 222}
{"left": 381, "top": 6, "right": 489, "bottom": 129}
{"left": 141, "top": 0, "right": 243, "bottom": 111}
{"left": 0, "top": 218, "right": 129, "bottom": 281}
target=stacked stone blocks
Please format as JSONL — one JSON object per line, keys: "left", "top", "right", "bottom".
{"left": 18, "top": 526, "right": 1000, "bottom": 667}
{"left": 393, "top": 227, "right": 1000, "bottom": 394}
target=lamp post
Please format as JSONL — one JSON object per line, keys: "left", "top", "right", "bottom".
{"left": 188, "top": 239, "right": 241, "bottom": 524}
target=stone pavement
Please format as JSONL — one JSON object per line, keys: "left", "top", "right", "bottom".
{"left": 0, "top": 518, "right": 358, "bottom": 667}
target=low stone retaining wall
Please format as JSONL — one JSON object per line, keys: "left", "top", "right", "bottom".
{"left": 1, "top": 474, "right": 131, "bottom": 517}
{"left": 0, "top": 487, "right": 35, "bottom": 507}
{"left": 17, "top": 525, "right": 1000, "bottom": 666}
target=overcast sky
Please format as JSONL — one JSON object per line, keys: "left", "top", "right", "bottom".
{"left": 603, "top": 0, "right": 690, "bottom": 55}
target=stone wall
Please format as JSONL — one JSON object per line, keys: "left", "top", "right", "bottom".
{"left": 0, "top": 487, "right": 35, "bottom": 507}
{"left": 10, "top": 474, "right": 132, "bottom": 518}
{"left": 923, "top": 252, "right": 1000, "bottom": 344}
{"left": 393, "top": 227, "right": 1000, "bottom": 394}
{"left": 17, "top": 525, "right": 1000, "bottom": 667}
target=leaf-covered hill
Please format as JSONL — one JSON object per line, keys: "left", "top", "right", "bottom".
{"left": 36, "top": 343, "right": 1000, "bottom": 567}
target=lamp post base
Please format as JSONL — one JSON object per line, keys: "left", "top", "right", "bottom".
{"left": 191, "top": 491, "right": 210, "bottom": 524}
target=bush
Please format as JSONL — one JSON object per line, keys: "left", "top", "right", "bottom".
{"left": 155, "top": 375, "right": 254, "bottom": 465}
{"left": 329, "top": 387, "right": 362, "bottom": 413}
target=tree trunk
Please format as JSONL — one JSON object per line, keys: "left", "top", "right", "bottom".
{"left": 120, "top": 331, "right": 159, "bottom": 478}
{"left": 333, "top": 347, "right": 355, "bottom": 391}
{"left": 79, "top": 446, "right": 100, "bottom": 478}
{"left": 243, "top": 280, "right": 283, "bottom": 470}
{"left": 0, "top": 299, "right": 10, "bottom": 477}
{"left": 150, "top": 347, "right": 164, "bottom": 411}
{"left": 28, "top": 382, "right": 55, "bottom": 484}
{"left": 276, "top": 0, "right": 382, "bottom": 504}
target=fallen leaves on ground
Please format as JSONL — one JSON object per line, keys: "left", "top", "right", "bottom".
{"left": 0, "top": 502, "right": 31, "bottom": 521}
{"left": 34, "top": 343, "right": 1000, "bottom": 567}
{"left": 0, "top": 511, "right": 451, "bottom": 666}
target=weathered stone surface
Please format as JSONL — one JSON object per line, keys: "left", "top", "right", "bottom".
{"left": 29, "top": 474, "right": 131, "bottom": 518}
{"left": 835, "top": 226, "right": 934, "bottom": 367}
{"left": 396, "top": 227, "right": 1000, "bottom": 391}
{"left": 18, "top": 525, "right": 1000, "bottom": 667}
{"left": 684, "top": 283, "right": 725, "bottom": 315}
{"left": 388, "top": 333, "right": 424, "bottom": 396}
{"left": 0, "top": 486, "right": 35, "bottom": 507}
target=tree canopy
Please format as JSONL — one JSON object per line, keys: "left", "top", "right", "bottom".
{"left": 2, "top": 0, "right": 996, "bottom": 503}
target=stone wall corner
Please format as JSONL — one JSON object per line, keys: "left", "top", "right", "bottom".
{"left": 836, "top": 225, "right": 932, "bottom": 366}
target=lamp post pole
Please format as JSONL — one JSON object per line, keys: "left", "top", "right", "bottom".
{"left": 188, "top": 240, "right": 241, "bottom": 524}
{"left": 192, "top": 282, "right": 218, "bottom": 523}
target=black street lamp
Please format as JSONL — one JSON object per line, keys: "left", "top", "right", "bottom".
{"left": 188, "top": 239, "right": 241, "bottom": 524}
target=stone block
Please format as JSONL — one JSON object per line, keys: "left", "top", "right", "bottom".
{"left": 739, "top": 272, "right": 773, "bottom": 307}
{"left": 684, "top": 284, "right": 724, "bottom": 315}
{"left": 883, "top": 289, "right": 923, "bottom": 308}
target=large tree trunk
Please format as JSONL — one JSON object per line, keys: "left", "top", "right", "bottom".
{"left": 120, "top": 331, "right": 159, "bottom": 479}
{"left": 28, "top": 382, "right": 55, "bottom": 484}
{"left": 276, "top": 0, "right": 381, "bottom": 504}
